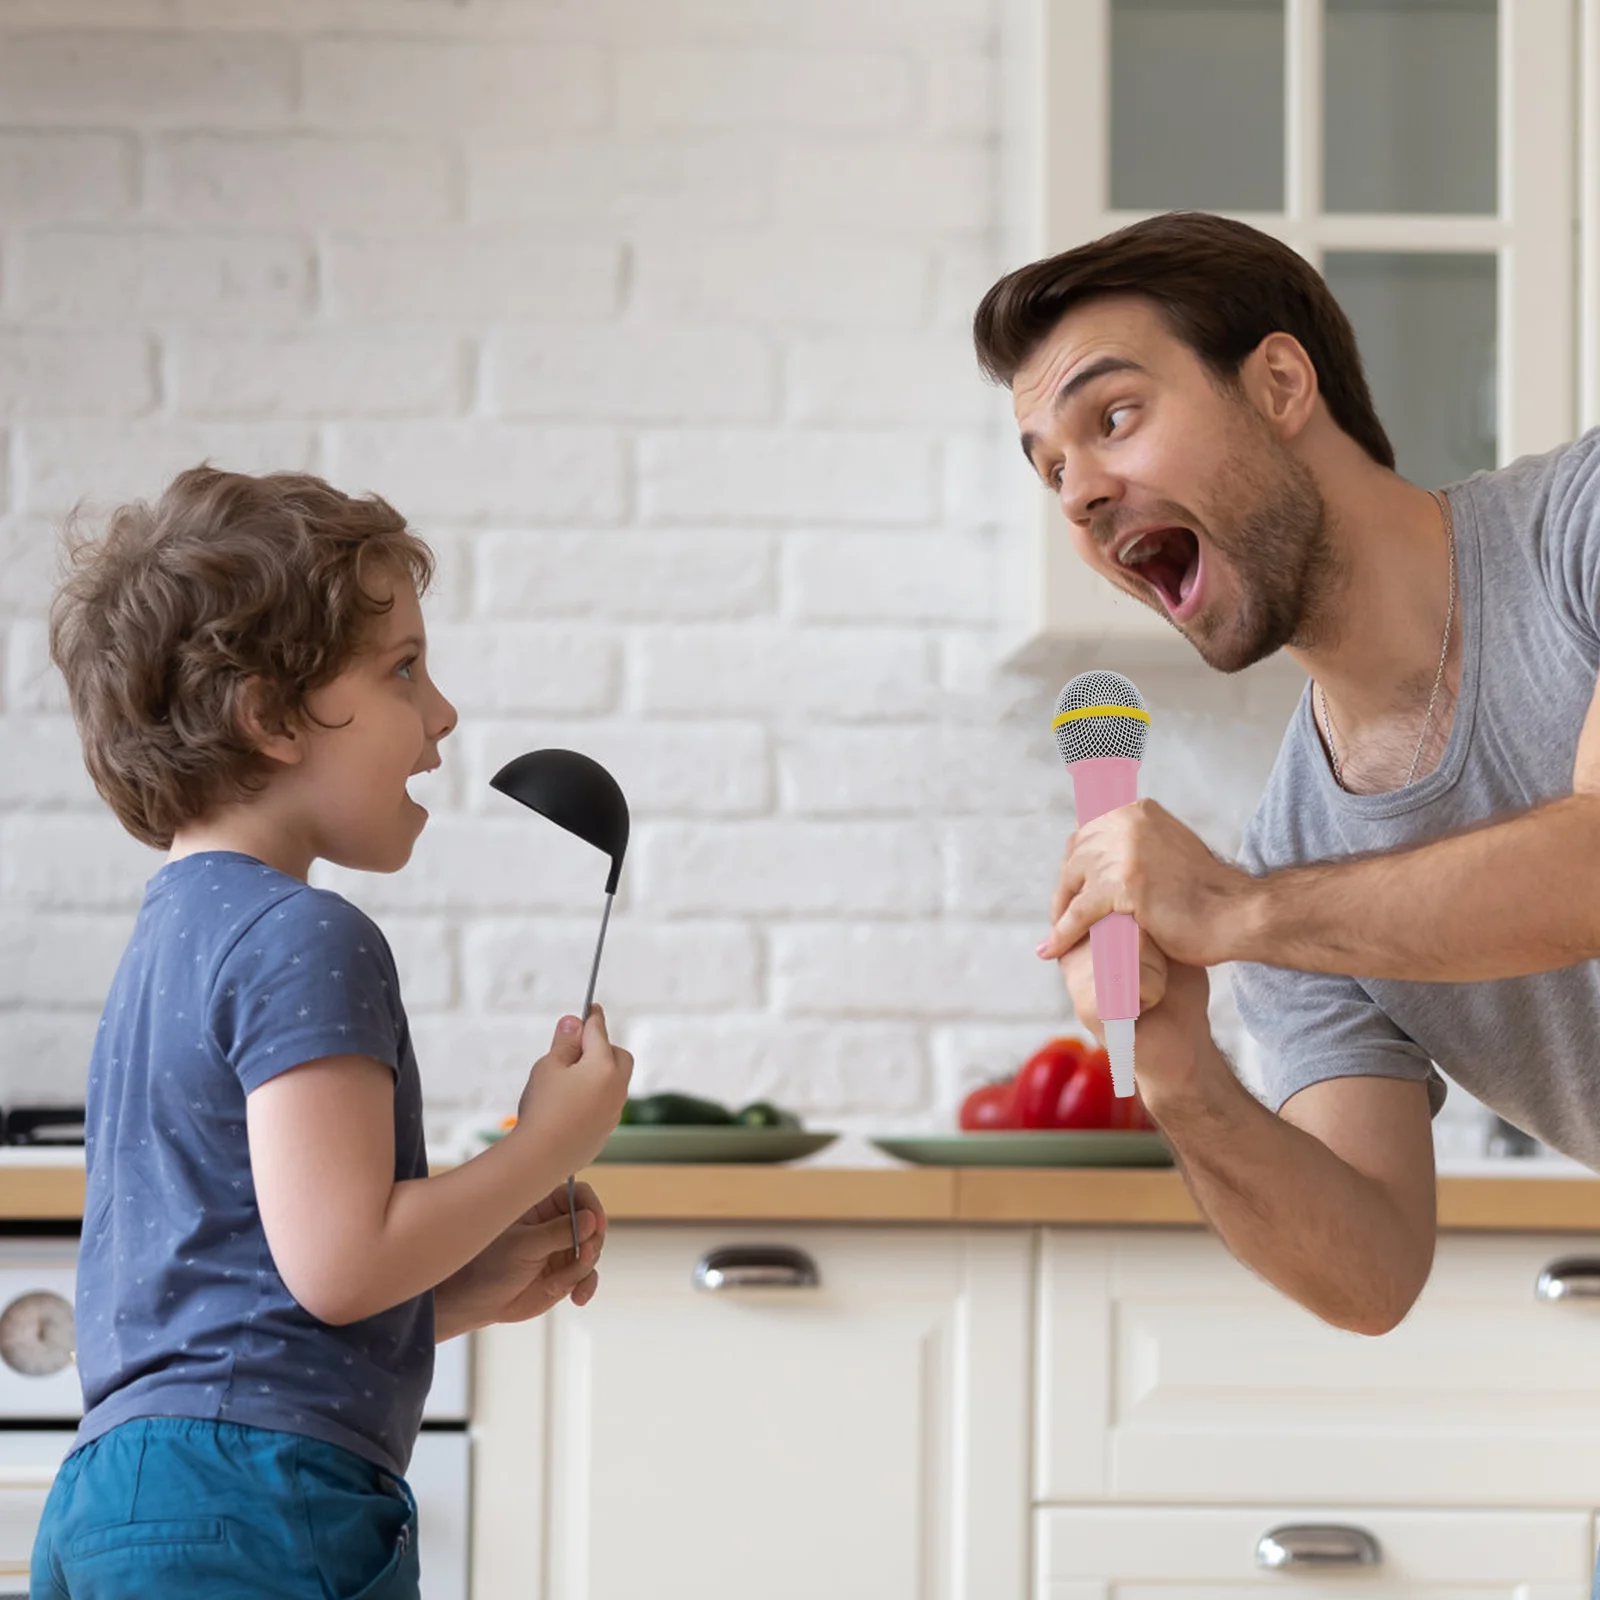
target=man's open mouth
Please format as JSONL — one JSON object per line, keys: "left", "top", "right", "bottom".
{"left": 1115, "top": 526, "right": 1201, "bottom": 614}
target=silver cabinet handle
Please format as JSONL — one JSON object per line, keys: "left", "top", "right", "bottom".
{"left": 692, "top": 1245, "right": 819, "bottom": 1292}
{"left": 1535, "top": 1256, "right": 1600, "bottom": 1301}
{"left": 1256, "top": 1525, "right": 1381, "bottom": 1570}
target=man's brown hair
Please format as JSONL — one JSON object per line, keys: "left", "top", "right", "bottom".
{"left": 49, "top": 466, "right": 435, "bottom": 850}
{"left": 973, "top": 211, "right": 1395, "bottom": 470}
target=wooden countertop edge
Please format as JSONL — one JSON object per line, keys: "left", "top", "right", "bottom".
{"left": 953, "top": 1167, "right": 1203, "bottom": 1224}
{"left": 580, "top": 1169, "right": 1600, "bottom": 1230}
{"left": 0, "top": 1166, "right": 87, "bottom": 1220}
{"left": 1435, "top": 1175, "right": 1600, "bottom": 1231}
{"left": 574, "top": 1163, "right": 961, "bottom": 1221}
{"left": 4, "top": 1164, "right": 1600, "bottom": 1230}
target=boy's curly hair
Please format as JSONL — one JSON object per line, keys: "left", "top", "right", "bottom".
{"left": 49, "top": 466, "right": 435, "bottom": 850}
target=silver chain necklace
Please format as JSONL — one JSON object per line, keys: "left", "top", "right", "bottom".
{"left": 1318, "top": 489, "right": 1455, "bottom": 794}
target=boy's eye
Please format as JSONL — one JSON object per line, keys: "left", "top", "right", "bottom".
{"left": 396, "top": 658, "right": 417, "bottom": 681}
{"left": 1106, "top": 404, "right": 1134, "bottom": 433}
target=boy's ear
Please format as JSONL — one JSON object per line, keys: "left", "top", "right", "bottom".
{"left": 234, "top": 678, "right": 305, "bottom": 768}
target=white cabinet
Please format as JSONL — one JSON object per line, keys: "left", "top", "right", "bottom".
{"left": 471, "top": 1222, "right": 1600, "bottom": 1600}
{"left": 471, "top": 1225, "right": 1032, "bottom": 1600}
{"left": 1001, "top": 0, "right": 1588, "bottom": 653}
{"left": 1037, "top": 1229, "right": 1600, "bottom": 1507}
{"left": 0, "top": 1434, "right": 72, "bottom": 1599}
{"left": 1036, "top": 1506, "right": 1595, "bottom": 1600}
{"left": 408, "top": 1431, "right": 470, "bottom": 1600}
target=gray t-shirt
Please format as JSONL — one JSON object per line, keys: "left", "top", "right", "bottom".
{"left": 1231, "top": 429, "right": 1600, "bottom": 1168}
{"left": 74, "top": 851, "right": 433, "bottom": 1476}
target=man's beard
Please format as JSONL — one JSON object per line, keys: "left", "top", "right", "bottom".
{"left": 1182, "top": 430, "right": 1343, "bottom": 674}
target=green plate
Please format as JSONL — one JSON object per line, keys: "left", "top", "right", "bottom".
{"left": 594, "top": 1127, "right": 838, "bottom": 1165}
{"left": 475, "top": 1126, "right": 838, "bottom": 1164}
{"left": 870, "top": 1131, "right": 1172, "bottom": 1168}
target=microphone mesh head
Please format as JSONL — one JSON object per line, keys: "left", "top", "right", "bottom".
{"left": 1053, "top": 670, "right": 1150, "bottom": 764}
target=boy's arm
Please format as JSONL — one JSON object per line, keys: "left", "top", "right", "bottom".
{"left": 247, "top": 1019, "right": 624, "bottom": 1326}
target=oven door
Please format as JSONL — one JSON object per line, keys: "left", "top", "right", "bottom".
{"left": 0, "top": 1430, "right": 75, "bottom": 1598}
{"left": 0, "top": 1261, "right": 471, "bottom": 1599}
{"left": 409, "top": 1428, "right": 469, "bottom": 1600}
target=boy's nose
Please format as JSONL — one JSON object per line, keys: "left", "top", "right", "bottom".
{"left": 431, "top": 687, "right": 458, "bottom": 741}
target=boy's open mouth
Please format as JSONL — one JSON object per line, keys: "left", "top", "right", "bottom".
{"left": 406, "top": 764, "right": 441, "bottom": 807}
{"left": 1115, "top": 526, "right": 1201, "bottom": 615}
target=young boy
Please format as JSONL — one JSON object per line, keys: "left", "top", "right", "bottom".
{"left": 31, "top": 466, "right": 633, "bottom": 1599}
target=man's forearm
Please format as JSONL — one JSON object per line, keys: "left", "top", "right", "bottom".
{"left": 1237, "top": 794, "right": 1600, "bottom": 982}
{"left": 1152, "top": 1050, "right": 1435, "bottom": 1335}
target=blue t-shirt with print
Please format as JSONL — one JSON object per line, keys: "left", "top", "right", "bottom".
{"left": 73, "top": 851, "right": 433, "bottom": 1477}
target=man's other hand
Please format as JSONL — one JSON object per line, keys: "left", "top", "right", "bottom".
{"left": 1039, "top": 798, "right": 1258, "bottom": 969}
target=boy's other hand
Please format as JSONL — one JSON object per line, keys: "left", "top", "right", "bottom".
{"left": 515, "top": 1007, "right": 633, "bottom": 1177}
{"left": 437, "top": 1180, "right": 609, "bottom": 1334}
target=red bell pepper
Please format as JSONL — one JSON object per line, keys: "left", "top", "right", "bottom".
{"left": 1014, "top": 1037, "right": 1088, "bottom": 1129}
{"left": 959, "top": 1077, "right": 1020, "bottom": 1130}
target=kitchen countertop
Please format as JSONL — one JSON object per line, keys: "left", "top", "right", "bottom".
{"left": 3, "top": 1147, "right": 1600, "bottom": 1229}
{"left": 581, "top": 1161, "right": 1600, "bottom": 1230}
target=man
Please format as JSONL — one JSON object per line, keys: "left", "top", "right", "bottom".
{"left": 974, "top": 211, "right": 1600, "bottom": 1338}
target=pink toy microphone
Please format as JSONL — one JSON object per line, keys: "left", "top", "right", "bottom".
{"left": 1052, "top": 670, "right": 1152, "bottom": 1099}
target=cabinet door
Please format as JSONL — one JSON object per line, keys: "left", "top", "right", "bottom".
{"left": 472, "top": 1225, "right": 1031, "bottom": 1600}
{"left": 0, "top": 1433, "right": 73, "bottom": 1597}
{"left": 1002, "top": 0, "right": 1576, "bottom": 652}
{"left": 1037, "top": 1229, "right": 1600, "bottom": 1506}
{"left": 1585, "top": 0, "right": 1600, "bottom": 429}
{"left": 406, "top": 1431, "right": 468, "bottom": 1600}
{"left": 1036, "top": 1505, "right": 1593, "bottom": 1600}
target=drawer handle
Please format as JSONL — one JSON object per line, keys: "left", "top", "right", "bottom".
{"left": 1256, "top": 1525, "right": 1381, "bottom": 1570}
{"left": 1535, "top": 1256, "right": 1600, "bottom": 1301}
{"left": 692, "top": 1246, "right": 819, "bottom": 1292}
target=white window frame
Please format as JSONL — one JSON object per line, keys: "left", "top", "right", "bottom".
{"left": 1003, "top": 0, "right": 1578, "bottom": 653}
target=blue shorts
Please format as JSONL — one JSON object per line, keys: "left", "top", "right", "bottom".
{"left": 30, "top": 1417, "right": 419, "bottom": 1600}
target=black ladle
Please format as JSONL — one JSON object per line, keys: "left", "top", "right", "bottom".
{"left": 490, "top": 749, "right": 630, "bottom": 1258}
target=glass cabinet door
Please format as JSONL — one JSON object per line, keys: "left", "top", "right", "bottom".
{"left": 1109, "top": 0, "right": 1285, "bottom": 213}
{"left": 1015, "top": 0, "right": 1576, "bottom": 643}
{"left": 1040, "top": 0, "right": 1574, "bottom": 472}
{"left": 1321, "top": 250, "right": 1497, "bottom": 489}
{"left": 1323, "top": 0, "right": 1498, "bottom": 217}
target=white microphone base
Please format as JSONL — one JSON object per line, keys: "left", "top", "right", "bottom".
{"left": 1105, "top": 1018, "right": 1136, "bottom": 1098}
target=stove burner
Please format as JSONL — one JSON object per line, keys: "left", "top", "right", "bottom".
{"left": 1, "top": 1108, "right": 86, "bottom": 1147}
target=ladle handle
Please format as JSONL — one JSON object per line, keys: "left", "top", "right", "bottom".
{"left": 564, "top": 1174, "right": 581, "bottom": 1258}
{"left": 567, "top": 892, "right": 617, "bottom": 1257}
{"left": 581, "top": 893, "right": 615, "bottom": 1021}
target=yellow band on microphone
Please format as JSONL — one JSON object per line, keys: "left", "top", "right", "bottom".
{"left": 1052, "top": 704, "right": 1152, "bottom": 729}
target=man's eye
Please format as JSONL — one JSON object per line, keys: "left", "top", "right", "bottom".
{"left": 1106, "top": 405, "right": 1134, "bottom": 433}
{"left": 1049, "top": 464, "right": 1064, "bottom": 491}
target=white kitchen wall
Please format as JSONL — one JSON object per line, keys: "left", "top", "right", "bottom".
{"left": 0, "top": 0, "right": 1490, "bottom": 1150}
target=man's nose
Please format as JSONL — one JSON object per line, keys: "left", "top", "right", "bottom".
{"left": 1059, "top": 458, "right": 1121, "bottom": 528}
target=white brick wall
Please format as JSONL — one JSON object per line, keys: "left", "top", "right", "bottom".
{"left": 0, "top": 0, "right": 1298, "bottom": 1142}
{"left": 169, "top": 331, "right": 465, "bottom": 418}
{"left": 18, "top": 232, "right": 315, "bottom": 323}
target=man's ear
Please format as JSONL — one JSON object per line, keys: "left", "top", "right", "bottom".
{"left": 1244, "top": 331, "right": 1319, "bottom": 441}
{"left": 234, "top": 678, "right": 304, "bottom": 768}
